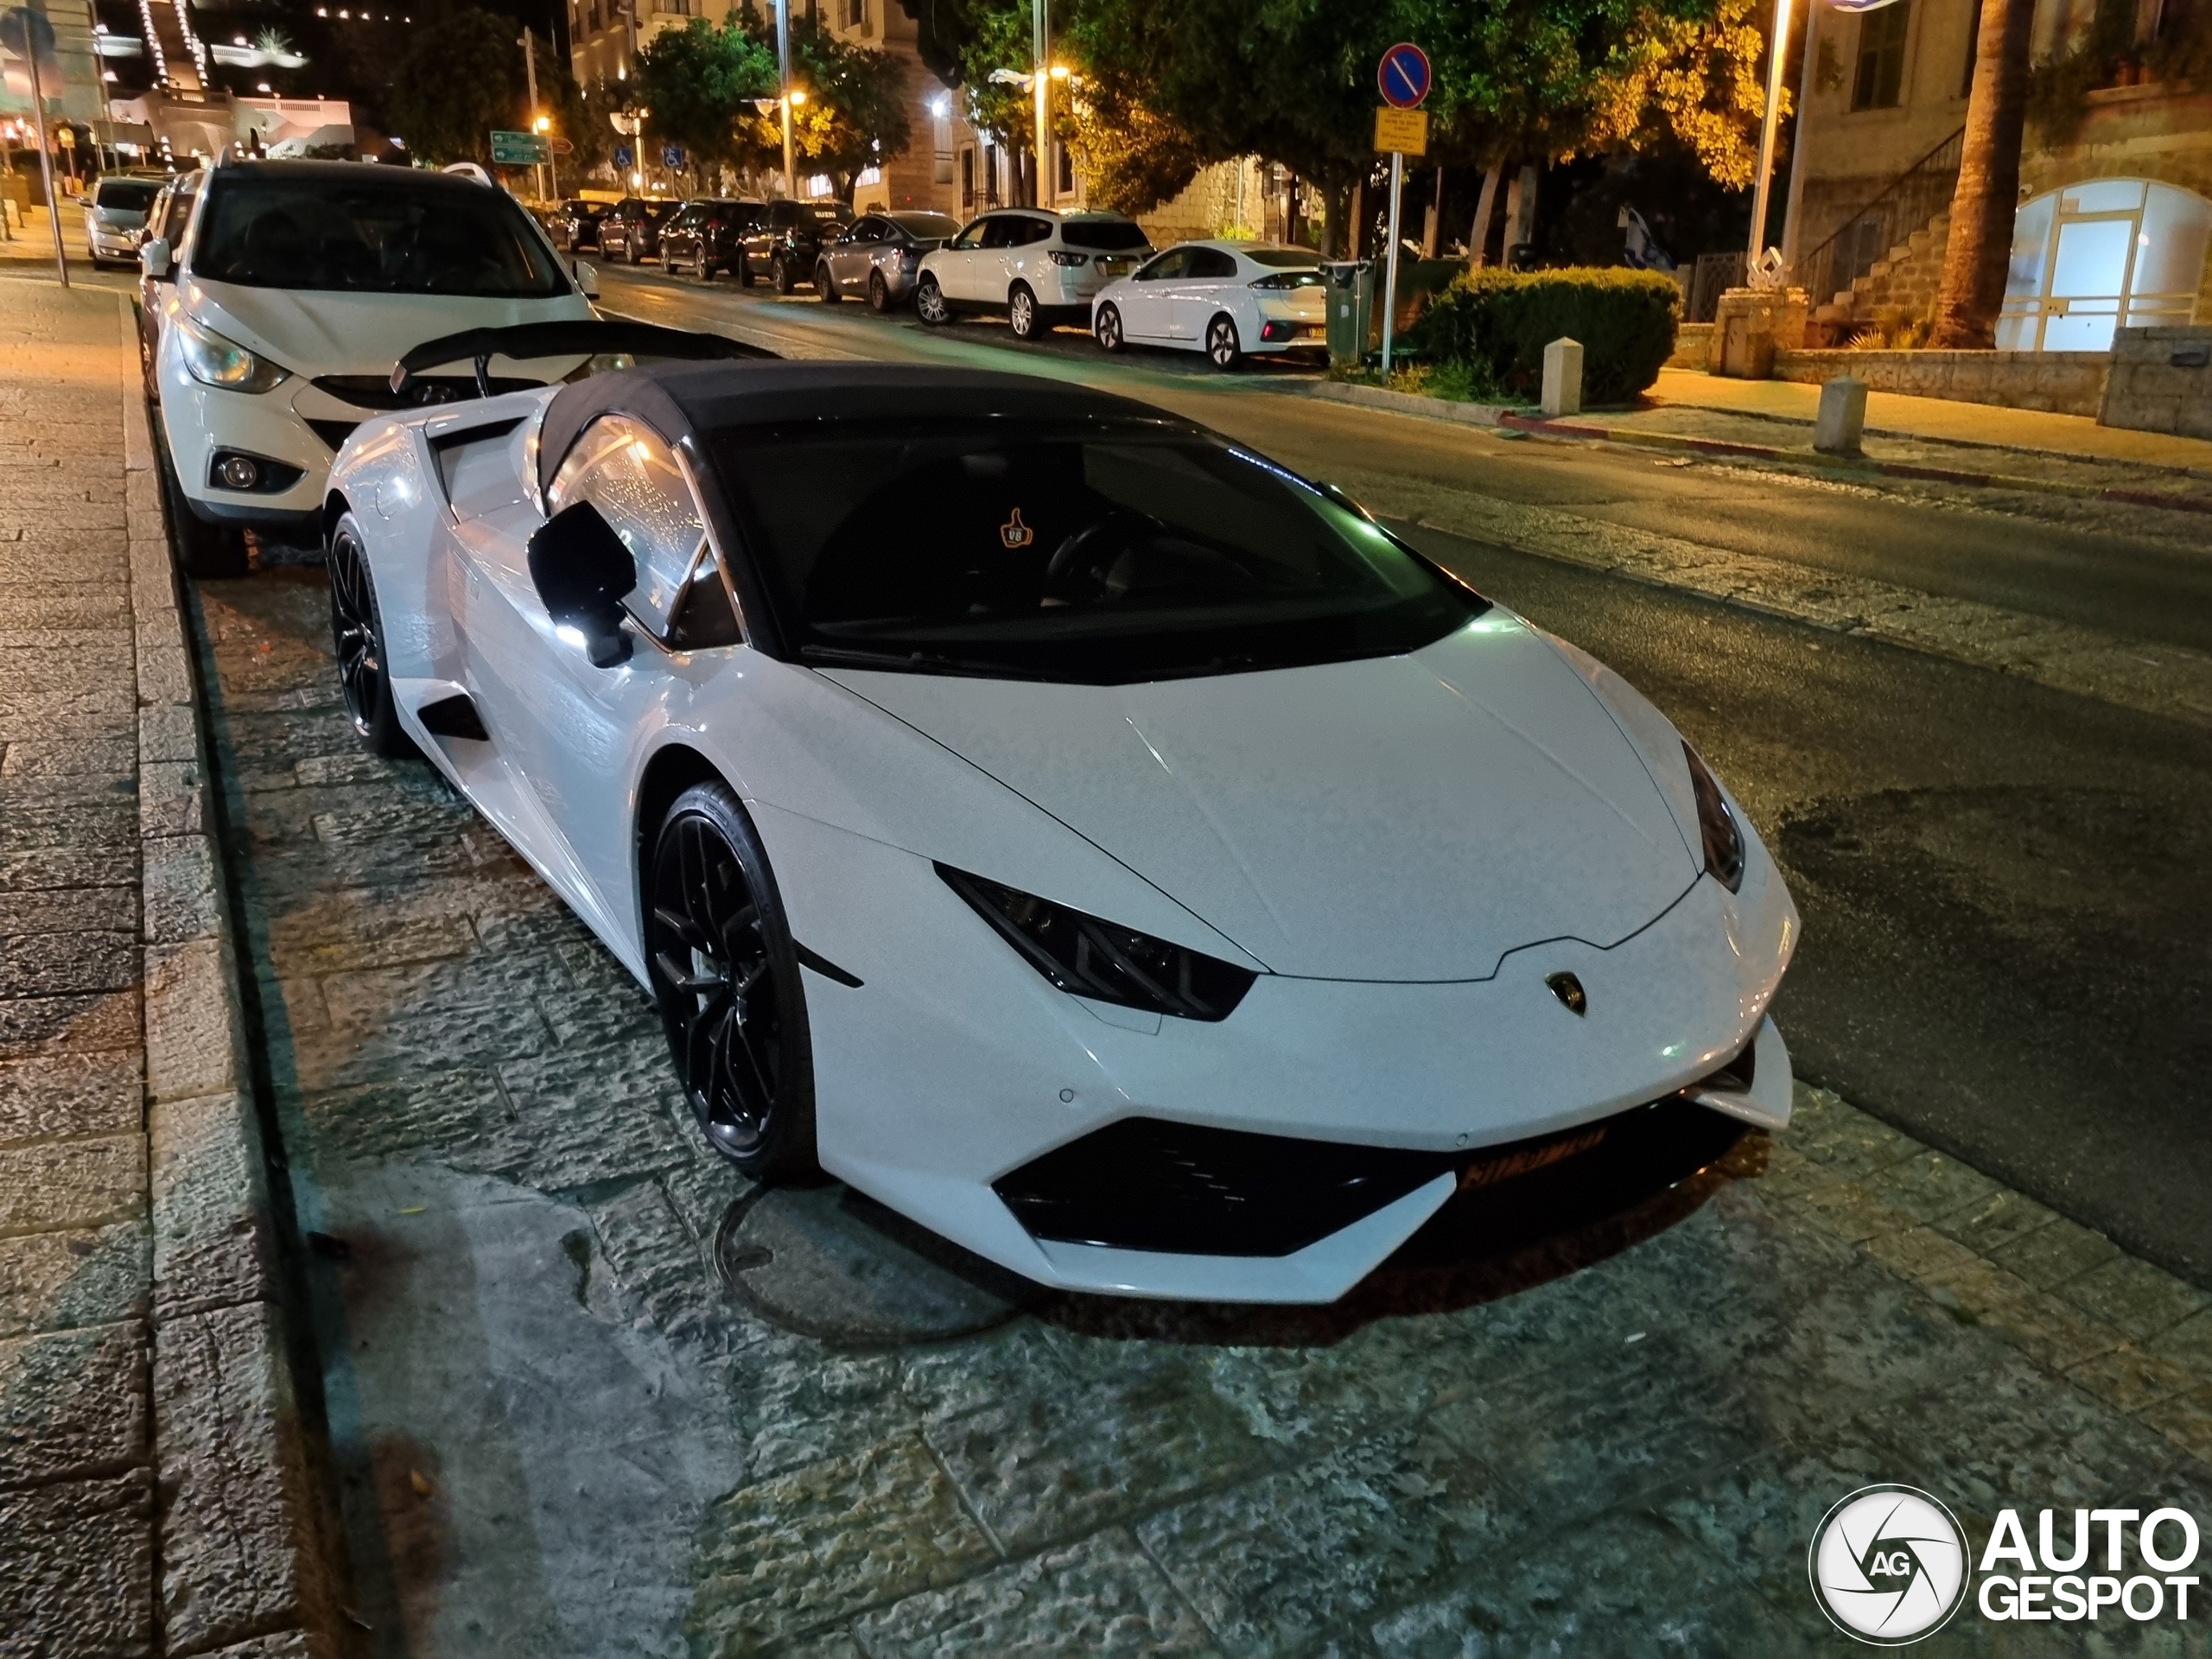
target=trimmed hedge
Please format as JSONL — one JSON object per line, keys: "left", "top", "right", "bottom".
{"left": 1412, "top": 267, "right": 1681, "bottom": 405}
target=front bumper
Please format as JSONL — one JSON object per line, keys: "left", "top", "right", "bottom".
{"left": 753, "top": 800, "right": 1797, "bottom": 1302}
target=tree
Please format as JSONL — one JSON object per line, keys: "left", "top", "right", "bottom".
{"left": 732, "top": 16, "right": 914, "bottom": 198}
{"left": 634, "top": 18, "right": 777, "bottom": 172}
{"left": 1932, "top": 0, "right": 2036, "bottom": 348}
{"left": 386, "top": 6, "right": 522, "bottom": 167}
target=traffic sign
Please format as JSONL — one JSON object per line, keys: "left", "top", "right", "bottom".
{"left": 613, "top": 143, "right": 633, "bottom": 169}
{"left": 663, "top": 144, "right": 685, "bottom": 169}
{"left": 548, "top": 136, "right": 574, "bottom": 156}
{"left": 489, "top": 129, "right": 550, "bottom": 166}
{"left": 1378, "top": 42, "right": 1431, "bottom": 110}
{"left": 1374, "top": 107, "right": 1428, "bottom": 156}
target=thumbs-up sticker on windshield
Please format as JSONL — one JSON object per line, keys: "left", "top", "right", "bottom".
{"left": 1000, "top": 509, "right": 1035, "bottom": 550}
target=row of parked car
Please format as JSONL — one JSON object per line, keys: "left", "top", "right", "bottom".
{"left": 543, "top": 194, "right": 1329, "bottom": 370}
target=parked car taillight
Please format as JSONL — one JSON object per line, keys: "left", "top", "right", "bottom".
{"left": 1047, "top": 250, "right": 1090, "bottom": 267}
{"left": 705, "top": 219, "right": 721, "bottom": 233}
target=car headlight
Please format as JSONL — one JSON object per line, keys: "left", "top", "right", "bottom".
{"left": 176, "top": 314, "right": 290, "bottom": 393}
{"left": 938, "top": 864, "right": 1257, "bottom": 1021}
{"left": 1681, "top": 741, "right": 1745, "bottom": 893}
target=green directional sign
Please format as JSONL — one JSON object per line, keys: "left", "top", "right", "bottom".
{"left": 489, "top": 130, "right": 550, "bottom": 166}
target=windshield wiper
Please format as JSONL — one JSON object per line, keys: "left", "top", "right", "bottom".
{"left": 799, "top": 644, "right": 1039, "bottom": 680}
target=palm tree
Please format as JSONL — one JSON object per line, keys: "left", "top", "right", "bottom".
{"left": 1930, "top": 0, "right": 2037, "bottom": 347}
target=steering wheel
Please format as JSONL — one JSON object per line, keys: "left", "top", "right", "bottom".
{"left": 1044, "top": 508, "right": 1158, "bottom": 601}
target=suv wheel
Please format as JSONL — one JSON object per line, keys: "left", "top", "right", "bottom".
{"left": 772, "top": 255, "right": 796, "bottom": 295}
{"left": 915, "top": 274, "right": 949, "bottom": 326}
{"left": 868, "top": 271, "right": 892, "bottom": 312}
{"left": 156, "top": 438, "right": 248, "bottom": 580}
{"left": 1206, "top": 313, "right": 1243, "bottom": 371}
{"left": 1094, "top": 302, "right": 1125, "bottom": 353}
{"left": 815, "top": 262, "right": 839, "bottom": 303}
{"left": 1007, "top": 283, "right": 1039, "bottom": 341}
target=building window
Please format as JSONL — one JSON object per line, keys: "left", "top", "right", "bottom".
{"left": 1056, "top": 141, "right": 1072, "bottom": 195}
{"left": 838, "top": 0, "right": 865, "bottom": 28}
{"left": 960, "top": 146, "right": 974, "bottom": 207}
{"left": 984, "top": 143, "right": 1000, "bottom": 205}
{"left": 1852, "top": 0, "right": 1910, "bottom": 111}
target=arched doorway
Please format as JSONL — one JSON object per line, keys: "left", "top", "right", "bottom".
{"left": 1997, "top": 179, "right": 2212, "bottom": 352}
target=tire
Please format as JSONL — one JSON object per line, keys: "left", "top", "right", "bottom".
{"left": 156, "top": 435, "right": 248, "bottom": 580}
{"left": 612, "top": 234, "right": 630, "bottom": 264}
{"left": 647, "top": 780, "right": 819, "bottom": 1182}
{"left": 739, "top": 255, "right": 755, "bottom": 289}
{"left": 1007, "top": 282, "right": 1039, "bottom": 341}
{"left": 326, "top": 513, "right": 411, "bottom": 759}
{"left": 815, "top": 261, "right": 839, "bottom": 303}
{"left": 1094, "top": 302, "right": 1125, "bottom": 353}
{"left": 915, "top": 274, "right": 949, "bottom": 326}
{"left": 868, "top": 271, "right": 893, "bottom": 313}
{"left": 772, "top": 256, "right": 796, "bottom": 296}
{"left": 1206, "top": 313, "right": 1243, "bottom": 371}
{"left": 696, "top": 254, "right": 719, "bottom": 283}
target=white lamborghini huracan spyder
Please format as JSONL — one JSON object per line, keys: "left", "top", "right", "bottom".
{"left": 321, "top": 321, "right": 1799, "bottom": 1304}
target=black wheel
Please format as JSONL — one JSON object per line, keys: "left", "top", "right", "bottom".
{"left": 696, "top": 254, "right": 719, "bottom": 283}
{"left": 772, "top": 256, "right": 796, "bottom": 295}
{"left": 612, "top": 234, "right": 630, "bottom": 264}
{"left": 1007, "top": 282, "right": 1039, "bottom": 340}
{"left": 868, "top": 271, "right": 892, "bottom": 312}
{"left": 915, "top": 274, "right": 949, "bottom": 326}
{"left": 1206, "top": 313, "right": 1243, "bottom": 371}
{"left": 1094, "top": 302, "right": 1125, "bottom": 353}
{"left": 815, "top": 261, "right": 839, "bottom": 302}
{"left": 647, "top": 782, "right": 818, "bottom": 1181}
{"left": 327, "top": 513, "right": 411, "bottom": 758}
{"left": 156, "top": 435, "right": 248, "bottom": 580}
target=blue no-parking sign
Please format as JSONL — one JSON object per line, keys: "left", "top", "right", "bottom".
{"left": 613, "top": 143, "right": 633, "bottom": 169}
{"left": 1378, "top": 42, "right": 1432, "bottom": 110}
{"left": 664, "top": 145, "right": 685, "bottom": 169}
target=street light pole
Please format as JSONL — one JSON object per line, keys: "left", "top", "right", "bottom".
{"left": 1779, "top": 0, "right": 1822, "bottom": 268}
{"left": 1032, "top": 0, "right": 1049, "bottom": 207}
{"left": 776, "top": 0, "right": 794, "bottom": 199}
{"left": 1748, "top": 0, "right": 1796, "bottom": 261}
{"left": 520, "top": 29, "right": 547, "bottom": 203}
{"left": 22, "top": 22, "right": 68, "bottom": 287}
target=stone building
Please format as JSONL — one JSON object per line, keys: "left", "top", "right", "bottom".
{"left": 1782, "top": 0, "right": 2211, "bottom": 348}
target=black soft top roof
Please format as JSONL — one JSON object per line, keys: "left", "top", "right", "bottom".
{"left": 536, "top": 360, "right": 1175, "bottom": 494}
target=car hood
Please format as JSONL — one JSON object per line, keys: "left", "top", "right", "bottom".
{"left": 823, "top": 613, "right": 1701, "bottom": 981}
{"left": 183, "top": 279, "right": 594, "bottom": 378}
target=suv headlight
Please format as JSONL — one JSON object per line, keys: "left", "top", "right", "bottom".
{"left": 1681, "top": 741, "right": 1745, "bottom": 893}
{"left": 176, "top": 314, "right": 290, "bottom": 393}
{"left": 938, "top": 864, "right": 1257, "bottom": 1021}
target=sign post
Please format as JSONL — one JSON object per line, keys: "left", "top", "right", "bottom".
{"left": 490, "top": 129, "right": 551, "bottom": 168}
{"left": 1375, "top": 42, "right": 1431, "bottom": 375}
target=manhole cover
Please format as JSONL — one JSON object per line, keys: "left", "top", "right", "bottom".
{"left": 715, "top": 1185, "right": 1025, "bottom": 1345}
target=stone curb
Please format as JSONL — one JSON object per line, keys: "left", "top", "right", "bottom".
{"left": 116, "top": 296, "right": 345, "bottom": 1657}
{"left": 1297, "top": 378, "right": 2212, "bottom": 517}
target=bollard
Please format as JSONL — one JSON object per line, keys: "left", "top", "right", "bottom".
{"left": 1541, "top": 337, "right": 1584, "bottom": 418}
{"left": 1815, "top": 375, "right": 1868, "bottom": 456}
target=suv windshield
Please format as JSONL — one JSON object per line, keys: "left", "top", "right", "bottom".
{"left": 193, "top": 175, "right": 569, "bottom": 296}
{"left": 1058, "top": 217, "right": 1149, "bottom": 251}
{"left": 95, "top": 179, "right": 162, "bottom": 213}
{"left": 715, "top": 419, "right": 1485, "bottom": 683}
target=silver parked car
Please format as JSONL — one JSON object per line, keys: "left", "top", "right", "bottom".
{"left": 85, "top": 174, "right": 165, "bottom": 268}
{"left": 813, "top": 211, "right": 963, "bottom": 311}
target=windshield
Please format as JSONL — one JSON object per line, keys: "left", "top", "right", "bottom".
{"left": 715, "top": 419, "right": 1485, "bottom": 683}
{"left": 1245, "top": 246, "right": 1321, "bottom": 269}
{"left": 892, "top": 212, "right": 961, "bottom": 238}
{"left": 193, "top": 175, "right": 569, "bottom": 296}
{"left": 1058, "top": 217, "right": 1149, "bottom": 252}
{"left": 95, "top": 179, "right": 161, "bottom": 213}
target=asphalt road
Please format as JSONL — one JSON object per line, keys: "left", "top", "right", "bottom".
{"left": 603, "top": 265, "right": 2212, "bottom": 1282}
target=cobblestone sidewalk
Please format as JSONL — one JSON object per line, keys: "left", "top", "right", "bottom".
{"left": 188, "top": 556, "right": 2212, "bottom": 1658}
{"left": 0, "top": 278, "right": 336, "bottom": 1657}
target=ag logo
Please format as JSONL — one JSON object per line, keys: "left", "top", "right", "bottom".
{"left": 1809, "top": 1484, "right": 1970, "bottom": 1645}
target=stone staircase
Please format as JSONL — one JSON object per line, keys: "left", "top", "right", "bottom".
{"left": 1812, "top": 208, "right": 1952, "bottom": 334}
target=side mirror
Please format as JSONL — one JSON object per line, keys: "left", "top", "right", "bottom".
{"left": 526, "top": 501, "right": 635, "bottom": 667}
{"left": 140, "top": 237, "right": 172, "bottom": 279}
{"left": 573, "top": 259, "right": 600, "bottom": 300}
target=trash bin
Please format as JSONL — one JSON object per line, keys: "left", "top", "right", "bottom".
{"left": 1323, "top": 261, "right": 1376, "bottom": 369}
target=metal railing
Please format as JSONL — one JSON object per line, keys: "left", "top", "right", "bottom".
{"left": 1791, "top": 126, "right": 1965, "bottom": 308}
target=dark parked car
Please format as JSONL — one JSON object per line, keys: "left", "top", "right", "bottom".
{"left": 813, "top": 210, "right": 963, "bottom": 310}
{"left": 546, "top": 198, "right": 611, "bottom": 252}
{"left": 598, "top": 196, "right": 679, "bottom": 264}
{"left": 739, "top": 198, "right": 854, "bottom": 293}
{"left": 659, "top": 198, "right": 768, "bottom": 282}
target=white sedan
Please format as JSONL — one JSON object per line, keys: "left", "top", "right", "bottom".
{"left": 1093, "top": 241, "right": 1329, "bottom": 368}
{"left": 143, "top": 156, "right": 596, "bottom": 576}
{"left": 322, "top": 327, "right": 1799, "bottom": 1304}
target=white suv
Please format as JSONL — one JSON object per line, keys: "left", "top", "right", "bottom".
{"left": 914, "top": 208, "right": 1152, "bottom": 340}
{"left": 143, "top": 158, "right": 596, "bottom": 575}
